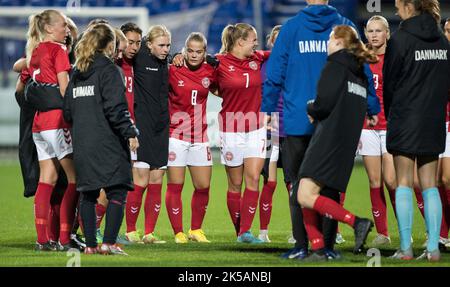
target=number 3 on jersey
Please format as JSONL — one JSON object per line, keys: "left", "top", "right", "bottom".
{"left": 124, "top": 76, "right": 133, "bottom": 93}
{"left": 191, "top": 90, "right": 198, "bottom": 106}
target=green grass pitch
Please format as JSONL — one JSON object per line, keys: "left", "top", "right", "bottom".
{"left": 0, "top": 161, "right": 449, "bottom": 267}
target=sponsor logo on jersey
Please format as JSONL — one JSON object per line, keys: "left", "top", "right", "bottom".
{"left": 202, "top": 77, "right": 210, "bottom": 88}
{"left": 73, "top": 85, "right": 95, "bottom": 99}
{"left": 146, "top": 67, "right": 159, "bottom": 71}
{"left": 228, "top": 65, "right": 235, "bottom": 72}
{"left": 347, "top": 81, "right": 367, "bottom": 99}
{"left": 249, "top": 61, "right": 258, "bottom": 71}
{"left": 298, "top": 40, "right": 327, "bottom": 54}
{"left": 178, "top": 80, "right": 184, "bottom": 87}
{"left": 415, "top": 49, "right": 447, "bottom": 61}
{"left": 168, "top": 151, "right": 177, "bottom": 161}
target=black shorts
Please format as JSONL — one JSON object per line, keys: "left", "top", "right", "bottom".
{"left": 282, "top": 135, "right": 312, "bottom": 184}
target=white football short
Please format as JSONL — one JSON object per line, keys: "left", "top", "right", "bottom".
{"left": 440, "top": 123, "right": 450, "bottom": 158}
{"left": 32, "top": 128, "right": 73, "bottom": 161}
{"left": 167, "top": 137, "right": 212, "bottom": 167}
{"left": 220, "top": 127, "right": 267, "bottom": 167}
{"left": 266, "top": 141, "right": 280, "bottom": 163}
{"left": 358, "top": 129, "right": 387, "bottom": 156}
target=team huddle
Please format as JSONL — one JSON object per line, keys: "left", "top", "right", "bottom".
{"left": 13, "top": 0, "right": 450, "bottom": 262}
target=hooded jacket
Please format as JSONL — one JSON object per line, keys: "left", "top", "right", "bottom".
{"left": 299, "top": 49, "right": 368, "bottom": 192}
{"left": 63, "top": 54, "right": 139, "bottom": 192}
{"left": 262, "top": 4, "right": 379, "bottom": 136}
{"left": 383, "top": 13, "right": 450, "bottom": 156}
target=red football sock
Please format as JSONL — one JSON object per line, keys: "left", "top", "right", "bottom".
{"left": 370, "top": 187, "right": 388, "bottom": 236}
{"left": 59, "top": 183, "right": 79, "bottom": 245}
{"left": 239, "top": 188, "right": 260, "bottom": 236}
{"left": 259, "top": 181, "right": 276, "bottom": 230}
{"left": 227, "top": 191, "right": 241, "bottom": 235}
{"left": 191, "top": 187, "right": 209, "bottom": 230}
{"left": 165, "top": 183, "right": 184, "bottom": 234}
{"left": 48, "top": 190, "right": 63, "bottom": 242}
{"left": 313, "top": 195, "right": 356, "bottom": 227}
{"left": 302, "top": 207, "right": 325, "bottom": 250}
{"left": 439, "top": 186, "right": 449, "bottom": 238}
{"left": 414, "top": 188, "right": 425, "bottom": 218}
{"left": 144, "top": 183, "right": 162, "bottom": 235}
{"left": 95, "top": 203, "right": 107, "bottom": 229}
{"left": 125, "top": 184, "right": 145, "bottom": 233}
{"left": 387, "top": 188, "right": 397, "bottom": 218}
{"left": 34, "top": 182, "right": 54, "bottom": 244}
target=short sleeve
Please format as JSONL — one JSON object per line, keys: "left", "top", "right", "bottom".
{"left": 54, "top": 45, "right": 71, "bottom": 74}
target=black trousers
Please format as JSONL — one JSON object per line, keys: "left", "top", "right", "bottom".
{"left": 283, "top": 136, "right": 340, "bottom": 250}
{"left": 80, "top": 185, "right": 128, "bottom": 247}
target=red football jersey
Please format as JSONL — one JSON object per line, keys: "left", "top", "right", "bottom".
{"left": 364, "top": 54, "right": 386, "bottom": 130}
{"left": 29, "top": 42, "right": 71, "bottom": 132}
{"left": 169, "top": 63, "right": 216, "bottom": 143}
{"left": 216, "top": 50, "right": 270, "bottom": 132}
{"left": 118, "top": 57, "right": 135, "bottom": 122}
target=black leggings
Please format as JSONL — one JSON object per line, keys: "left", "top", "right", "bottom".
{"left": 80, "top": 185, "right": 128, "bottom": 248}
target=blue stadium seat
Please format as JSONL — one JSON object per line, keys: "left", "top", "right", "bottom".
{"left": 0, "top": 0, "right": 25, "bottom": 6}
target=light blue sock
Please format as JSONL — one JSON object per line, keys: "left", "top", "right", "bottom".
{"left": 422, "top": 187, "right": 442, "bottom": 252}
{"left": 395, "top": 186, "right": 413, "bottom": 251}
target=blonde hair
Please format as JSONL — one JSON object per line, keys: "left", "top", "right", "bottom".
{"left": 365, "top": 15, "right": 390, "bottom": 50}
{"left": 25, "top": 9, "right": 64, "bottom": 67}
{"left": 66, "top": 16, "right": 78, "bottom": 40}
{"left": 75, "top": 23, "right": 115, "bottom": 72}
{"left": 146, "top": 24, "right": 171, "bottom": 43}
{"left": 332, "top": 25, "right": 378, "bottom": 66}
{"left": 400, "top": 0, "right": 441, "bottom": 24}
{"left": 114, "top": 27, "right": 127, "bottom": 48}
{"left": 185, "top": 32, "right": 207, "bottom": 50}
{"left": 267, "top": 25, "right": 281, "bottom": 48}
{"left": 219, "top": 23, "right": 256, "bottom": 54}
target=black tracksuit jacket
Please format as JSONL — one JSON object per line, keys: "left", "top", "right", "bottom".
{"left": 63, "top": 54, "right": 139, "bottom": 192}
{"left": 383, "top": 13, "right": 450, "bottom": 156}
{"left": 299, "top": 49, "right": 368, "bottom": 192}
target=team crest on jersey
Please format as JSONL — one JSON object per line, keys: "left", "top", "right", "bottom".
{"left": 201, "top": 77, "right": 210, "bottom": 88}
{"left": 228, "top": 65, "right": 235, "bottom": 72}
{"left": 178, "top": 80, "right": 185, "bottom": 87}
{"left": 249, "top": 61, "right": 258, "bottom": 71}
{"left": 225, "top": 151, "right": 234, "bottom": 161}
{"left": 168, "top": 151, "right": 177, "bottom": 162}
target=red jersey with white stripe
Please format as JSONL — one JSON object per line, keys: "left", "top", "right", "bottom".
{"left": 364, "top": 54, "right": 386, "bottom": 130}
{"left": 169, "top": 63, "right": 216, "bottom": 143}
{"left": 117, "top": 57, "right": 135, "bottom": 122}
{"left": 29, "top": 42, "right": 71, "bottom": 133}
{"left": 216, "top": 50, "right": 270, "bottom": 132}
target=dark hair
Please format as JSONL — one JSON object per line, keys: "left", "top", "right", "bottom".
{"left": 87, "top": 18, "right": 109, "bottom": 27}
{"left": 120, "top": 22, "right": 142, "bottom": 36}
{"left": 400, "top": 0, "right": 441, "bottom": 24}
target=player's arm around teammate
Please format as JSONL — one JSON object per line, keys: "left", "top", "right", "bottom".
{"left": 164, "top": 32, "right": 216, "bottom": 243}
{"left": 63, "top": 23, "right": 139, "bottom": 255}
{"left": 25, "top": 10, "right": 79, "bottom": 251}
{"left": 215, "top": 23, "right": 270, "bottom": 243}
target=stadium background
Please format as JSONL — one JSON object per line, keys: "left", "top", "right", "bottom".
{"left": 0, "top": 0, "right": 450, "bottom": 267}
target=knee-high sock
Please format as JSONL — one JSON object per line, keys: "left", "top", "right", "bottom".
{"left": 165, "top": 183, "right": 184, "bottom": 234}
{"left": 302, "top": 207, "right": 324, "bottom": 251}
{"left": 80, "top": 192, "right": 98, "bottom": 248}
{"left": 370, "top": 187, "right": 388, "bottom": 236}
{"left": 312, "top": 195, "right": 356, "bottom": 227}
{"left": 290, "top": 180, "right": 308, "bottom": 249}
{"left": 259, "top": 181, "right": 276, "bottom": 230}
{"left": 48, "top": 190, "right": 63, "bottom": 242}
{"left": 125, "top": 184, "right": 145, "bottom": 232}
{"left": 34, "top": 182, "right": 54, "bottom": 244}
{"left": 423, "top": 187, "right": 442, "bottom": 252}
{"left": 438, "top": 187, "right": 449, "bottom": 239}
{"left": 95, "top": 203, "right": 107, "bottom": 229}
{"left": 103, "top": 198, "right": 125, "bottom": 245}
{"left": 144, "top": 184, "right": 162, "bottom": 235}
{"left": 191, "top": 187, "right": 209, "bottom": 230}
{"left": 387, "top": 188, "right": 397, "bottom": 218}
{"left": 239, "top": 188, "right": 260, "bottom": 236}
{"left": 396, "top": 186, "right": 414, "bottom": 251}
{"left": 59, "top": 183, "right": 79, "bottom": 245}
{"left": 414, "top": 187, "right": 425, "bottom": 218}
{"left": 227, "top": 191, "right": 241, "bottom": 235}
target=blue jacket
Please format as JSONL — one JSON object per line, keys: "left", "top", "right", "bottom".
{"left": 262, "top": 5, "right": 380, "bottom": 136}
